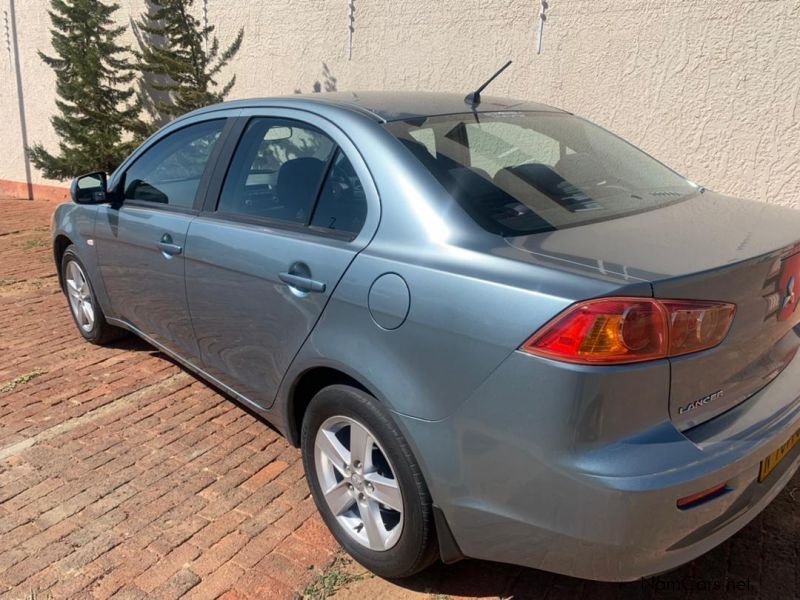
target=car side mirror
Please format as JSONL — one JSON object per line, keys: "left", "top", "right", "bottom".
{"left": 70, "top": 172, "right": 108, "bottom": 204}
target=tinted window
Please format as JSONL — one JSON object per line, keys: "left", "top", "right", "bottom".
{"left": 385, "top": 113, "right": 699, "bottom": 236}
{"left": 309, "top": 150, "right": 367, "bottom": 236}
{"left": 123, "top": 119, "right": 224, "bottom": 208}
{"left": 217, "top": 118, "right": 335, "bottom": 224}
{"left": 465, "top": 121, "right": 562, "bottom": 174}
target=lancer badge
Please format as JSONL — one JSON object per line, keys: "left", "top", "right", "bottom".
{"left": 678, "top": 390, "right": 724, "bottom": 415}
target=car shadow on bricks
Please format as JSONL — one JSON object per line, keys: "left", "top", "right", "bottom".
{"left": 104, "top": 335, "right": 153, "bottom": 353}
{"left": 104, "top": 331, "right": 286, "bottom": 439}
{"left": 366, "top": 553, "right": 748, "bottom": 600}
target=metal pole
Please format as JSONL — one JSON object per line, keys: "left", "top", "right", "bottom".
{"left": 8, "top": 0, "right": 32, "bottom": 200}
{"left": 347, "top": 0, "right": 354, "bottom": 60}
{"left": 536, "top": 0, "right": 548, "bottom": 55}
{"left": 203, "top": 0, "right": 209, "bottom": 53}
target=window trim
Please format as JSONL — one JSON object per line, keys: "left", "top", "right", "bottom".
{"left": 120, "top": 199, "right": 201, "bottom": 216}
{"left": 203, "top": 209, "right": 358, "bottom": 243}
{"left": 202, "top": 115, "right": 364, "bottom": 241}
{"left": 113, "top": 117, "right": 233, "bottom": 214}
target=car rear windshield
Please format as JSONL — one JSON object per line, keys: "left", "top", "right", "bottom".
{"left": 384, "top": 112, "right": 700, "bottom": 236}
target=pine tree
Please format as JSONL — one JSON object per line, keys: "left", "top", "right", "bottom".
{"left": 137, "top": 0, "right": 243, "bottom": 125}
{"left": 29, "top": 0, "right": 145, "bottom": 180}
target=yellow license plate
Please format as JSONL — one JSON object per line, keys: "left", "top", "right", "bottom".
{"left": 759, "top": 428, "right": 800, "bottom": 482}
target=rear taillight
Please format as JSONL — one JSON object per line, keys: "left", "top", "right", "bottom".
{"left": 521, "top": 297, "right": 735, "bottom": 365}
{"left": 662, "top": 300, "right": 736, "bottom": 357}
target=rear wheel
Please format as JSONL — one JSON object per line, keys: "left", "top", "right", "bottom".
{"left": 301, "top": 385, "right": 437, "bottom": 578}
{"left": 62, "top": 246, "right": 126, "bottom": 345}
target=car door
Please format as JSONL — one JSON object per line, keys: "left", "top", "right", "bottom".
{"left": 184, "top": 111, "right": 379, "bottom": 409}
{"left": 94, "top": 117, "right": 229, "bottom": 362}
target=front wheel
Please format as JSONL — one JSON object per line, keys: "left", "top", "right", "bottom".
{"left": 301, "top": 385, "right": 438, "bottom": 578}
{"left": 61, "top": 246, "right": 126, "bottom": 345}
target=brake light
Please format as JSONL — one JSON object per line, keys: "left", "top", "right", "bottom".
{"left": 521, "top": 297, "right": 735, "bottom": 365}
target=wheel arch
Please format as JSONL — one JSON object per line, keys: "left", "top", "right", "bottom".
{"left": 53, "top": 234, "right": 73, "bottom": 291}
{"left": 285, "top": 365, "right": 370, "bottom": 447}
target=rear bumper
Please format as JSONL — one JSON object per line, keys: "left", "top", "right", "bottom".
{"left": 395, "top": 350, "right": 800, "bottom": 582}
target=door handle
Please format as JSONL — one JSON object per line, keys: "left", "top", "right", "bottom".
{"left": 157, "top": 241, "right": 183, "bottom": 256}
{"left": 279, "top": 272, "right": 326, "bottom": 293}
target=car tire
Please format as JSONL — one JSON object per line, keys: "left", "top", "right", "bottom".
{"left": 61, "top": 245, "right": 126, "bottom": 345}
{"left": 301, "top": 384, "right": 438, "bottom": 578}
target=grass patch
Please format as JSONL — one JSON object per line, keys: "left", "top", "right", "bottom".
{"left": 26, "top": 591, "right": 52, "bottom": 600}
{"left": 301, "top": 554, "right": 368, "bottom": 599}
{"left": 22, "top": 237, "right": 48, "bottom": 250}
{"left": 0, "top": 369, "right": 46, "bottom": 393}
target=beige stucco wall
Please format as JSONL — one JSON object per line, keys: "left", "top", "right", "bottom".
{"left": 2, "top": 0, "right": 799, "bottom": 206}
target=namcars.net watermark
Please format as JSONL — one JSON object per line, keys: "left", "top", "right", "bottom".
{"left": 641, "top": 576, "right": 753, "bottom": 594}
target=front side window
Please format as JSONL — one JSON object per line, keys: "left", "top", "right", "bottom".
{"left": 217, "top": 118, "right": 335, "bottom": 224}
{"left": 123, "top": 119, "right": 224, "bottom": 209}
{"left": 385, "top": 112, "right": 699, "bottom": 236}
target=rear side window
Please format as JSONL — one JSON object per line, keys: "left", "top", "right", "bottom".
{"left": 123, "top": 119, "right": 224, "bottom": 209}
{"left": 217, "top": 118, "right": 334, "bottom": 224}
{"left": 309, "top": 150, "right": 367, "bottom": 236}
{"left": 216, "top": 118, "right": 367, "bottom": 238}
{"left": 385, "top": 112, "right": 699, "bottom": 236}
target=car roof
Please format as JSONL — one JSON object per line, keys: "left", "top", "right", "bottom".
{"left": 187, "top": 91, "right": 566, "bottom": 123}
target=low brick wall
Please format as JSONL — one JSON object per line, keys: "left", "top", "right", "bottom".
{"left": 0, "top": 179, "right": 69, "bottom": 203}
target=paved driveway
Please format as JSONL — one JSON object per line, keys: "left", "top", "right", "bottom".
{"left": 0, "top": 198, "right": 337, "bottom": 599}
{"left": 0, "top": 197, "right": 798, "bottom": 599}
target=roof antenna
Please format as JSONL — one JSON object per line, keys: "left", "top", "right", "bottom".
{"left": 464, "top": 60, "right": 512, "bottom": 106}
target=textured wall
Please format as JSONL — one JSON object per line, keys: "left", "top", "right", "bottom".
{"left": 2, "top": 0, "right": 799, "bottom": 206}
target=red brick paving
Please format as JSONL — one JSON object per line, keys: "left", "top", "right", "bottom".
{"left": 1, "top": 197, "right": 799, "bottom": 600}
{"left": 0, "top": 198, "right": 337, "bottom": 598}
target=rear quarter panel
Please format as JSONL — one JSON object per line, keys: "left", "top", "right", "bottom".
{"left": 280, "top": 245, "right": 640, "bottom": 422}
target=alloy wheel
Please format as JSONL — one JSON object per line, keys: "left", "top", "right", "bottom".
{"left": 314, "top": 415, "right": 404, "bottom": 551}
{"left": 65, "top": 260, "right": 95, "bottom": 332}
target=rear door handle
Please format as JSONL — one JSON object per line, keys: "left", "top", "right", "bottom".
{"left": 278, "top": 272, "right": 326, "bottom": 293}
{"left": 158, "top": 241, "right": 183, "bottom": 256}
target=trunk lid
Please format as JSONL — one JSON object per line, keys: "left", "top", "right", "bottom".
{"left": 657, "top": 243, "right": 800, "bottom": 429}
{"left": 505, "top": 191, "right": 800, "bottom": 429}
